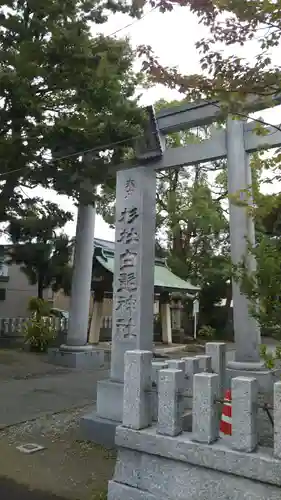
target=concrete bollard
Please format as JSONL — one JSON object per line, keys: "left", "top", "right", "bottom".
{"left": 157, "top": 368, "right": 185, "bottom": 437}
{"left": 231, "top": 377, "right": 258, "bottom": 452}
{"left": 181, "top": 357, "right": 200, "bottom": 409}
{"left": 196, "top": 355, "right": 212, "bottom": 373}
{"left": 151, "top": 361, "right": 168, "bottom": 421}
{"left": 123, "top": 350, "right": 152, "bottom": 430}
{"left": 151, "top": 361, "right": 168, "bottom": 386}
{"left": 274, "top": 381, "right": 281, "bottom": 459}
{"left": 192, "top": 373, "right": 219, "bottom": 444}
{"left": 167, "top": 359, "right": 186, "bottom": 373}
{"left": 205, "top": 342, "right": 226, "bottom": 398}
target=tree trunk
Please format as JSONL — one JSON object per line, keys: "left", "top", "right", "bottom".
{"left": 37, "top": 273, "right": 44, "bottom": 299}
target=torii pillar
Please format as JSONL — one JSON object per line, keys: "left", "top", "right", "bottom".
{"left": 226, "top": 117, "right": 276, "bottom": 390}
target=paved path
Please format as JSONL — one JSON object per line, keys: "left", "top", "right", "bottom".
{"left": 0, "top": 350, "right": 109, "bottom": 428}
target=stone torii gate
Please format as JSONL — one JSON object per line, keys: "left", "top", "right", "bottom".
{"left": 79, "top": 98, "right": 281, "bottom": 446}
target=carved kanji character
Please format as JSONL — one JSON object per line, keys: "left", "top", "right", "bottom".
{"left": 116, "top": 317, "right": 136, "bottom": 339}
{"left": 117, "top": 227, "right": 139, "bottom": 244}
{"left": 118, "top": 207, "right": 139, "bottom": 224}
{"left": 117, "top": 272, "right": 137, "bottom": 292}
{"left": 120, "top": 249, "right": 137, "bottom": 269}
{"left": 116, "top": 294, "right": 137, "bottom": 316}
{"left": 124, "top": 178, "right": 136, "bottom": 198}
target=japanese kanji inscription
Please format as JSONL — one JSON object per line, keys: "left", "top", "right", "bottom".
{"left": 111, "top": 165, "right": 156, "bottom": 365}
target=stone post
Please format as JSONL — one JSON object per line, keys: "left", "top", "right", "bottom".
{"left": 182, "top": 357, "right": 200, "bottom": 409}
{"left": 151, "top": 361, "right": 168, "bottom": 421}
{"left": 167, "top": 359, "right": 186, "bottom": 373}
{"left": 110, "top": 166, "right": 156, "bottom": 381}
{"left": 226, "top": 117, "right": 262, "bottom": 367}
{"left": 172, "top": 299, "right": 182, "bottom": 330}
{"left": 192, "top": 373, "right": 219, "bottom": 444}
{"left": 205, "top": 342, "right": 226, "bottom": 398}
{"left": 196, "top": 355, "right": 212, "bottom": 373}
{"left": 151, "top": 361, "right": 168, "bottom": 386}
{"left": 231, "top": 376, "right": 258, "bottom": 452}
{"left": 123, "top": 350, "right": 152, "bottom": 429}
{"left": 157, "top": 368, "right": 185, "bottom": 436}
{"left": 81, "top": 166, "right": 156, "bottom": 445}
{"left": 171, "top": 298, "right": 184, "bottom": 343}
{"left": 273, "top": 381, "right": 281, "bottom": 459}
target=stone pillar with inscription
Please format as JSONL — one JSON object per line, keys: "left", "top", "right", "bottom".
{"left": 81, "top": 166, "right": 157, "bottom": 446}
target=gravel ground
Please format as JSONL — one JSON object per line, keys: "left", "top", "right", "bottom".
{"left": 0, "top": 407, "right": 116, "bottom": 500}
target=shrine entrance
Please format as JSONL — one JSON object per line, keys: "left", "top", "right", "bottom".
{"left": 81, "top": 97, "right": 281, "bottom": 445}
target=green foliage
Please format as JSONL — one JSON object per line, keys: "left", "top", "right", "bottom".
{"left": 198, "top": 324, "right": 216, "bottom": 340}
{"left": 257, "top": 193, "right": 281, "bottom": 236}
{"left": 140, "top": 0, "right": 281, "bottom": 148}
{"left": 28, "top": 297, "right": 51, "bottom": 317}
{"left": 260, "top": 344, "right": 281, "bottom": 370}
{"left": 23, "top": 317, "right": 56, "bottom": 352}
{"left": 7, "top": 201, "right": 73, "bottom": 298}
{"left": 23, "top": 297, "right": 55, "bottom": 352}
{"left": 0, "top": 0, "right": 146, "bottom": 225}
{"left": 237, "top": 234, "right": 281, "bottom": 338}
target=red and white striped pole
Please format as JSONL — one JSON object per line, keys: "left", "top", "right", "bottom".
{"left": 220, "top": 389, "right": 232, "bottom": 436}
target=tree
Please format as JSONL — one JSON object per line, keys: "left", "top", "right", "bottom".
{"left": 259, "top": 193, "right": 281, "bottom": 236}
{"left": 140, "top": 0, "right": 281, "bottom": 104}
{"left": 138, "top": 0, "right": 281, "bottom": 336}
{"left": 155, "top": 148, "right": 231, "bottom": 332}
{"left": 0, "top": 0, "right": 148, "bottom": 226}
{"left": 7, "top": 200, "right": 73, "bottom": 298}
{"left": 235, "top": 187, "right": 281, "bottom": 338}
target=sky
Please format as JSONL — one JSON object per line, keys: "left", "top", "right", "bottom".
{"left": 7, "top": 5, "right": 281, "bottom": 243}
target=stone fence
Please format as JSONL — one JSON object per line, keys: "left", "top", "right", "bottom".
{"left": 0, "top": 315, "right": 113, "bottom": 338}
{"left": 0, "top": 317, "right": 68, "bottom": 337}
{"left": 109, "top": 343, "right": 281, "bottom": 500}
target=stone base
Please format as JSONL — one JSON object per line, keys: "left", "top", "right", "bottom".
{"left": 96, "top": 379, "right": 124, "bottom": 421}
{"left": 80, "top": 378, "right": 123, "bottom": 447}
{"left": 108, "top": 427, "right": 281, "bottom": 500}
{"left": 48, "top": 346, "right": 105, "bottom": 369}
{"left": 171, "top": 328, "right": 185, "bottom": 344}
{"left": 108, "top": 449, "right": 280, "bottom": 500}
{"left": 80, "top": 411, "right": 192, "bottom": 449}
{"left": 226, "top": 364, "right": 281, "bottom": 393}
{"left": 80, "top": 377, "right": 192, "bottom": 447}
{"left": 80, "top": 410, "right": 118, "bottom": 448}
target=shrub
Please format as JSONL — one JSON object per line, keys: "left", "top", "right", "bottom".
{"left": 23, "top": 317, "right": 56, "bottom": 352}
{"left": 198, "top": 324, "right": 216, "bottom": 340}
{"left": 260, "top": 344, "right": 281, "bottom": 369}
{"left": 23, "top": 297, "right": 55, "bottom": 352}
{"left": 28, "top": 297, "right": 51, "bottom": 318}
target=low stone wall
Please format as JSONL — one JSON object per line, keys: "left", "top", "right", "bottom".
{"left": 108, "top": 344, "right": 281, "bottom": 500}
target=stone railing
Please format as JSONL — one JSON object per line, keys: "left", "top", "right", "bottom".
{"left": 0, "top": 315, "right": 113, "bottom": 338}
{"left": 0, "top": 316, "right": 68, "bottom": 337}
{"left": 108, "top": 343, "right": 281, "bottom": 500}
